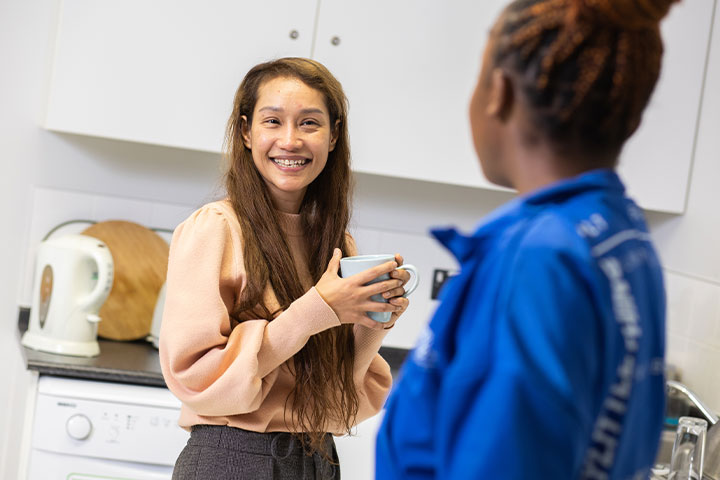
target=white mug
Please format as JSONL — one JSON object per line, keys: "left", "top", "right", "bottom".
{"left": 339, "top": 254, "right": 419, "bottom": 323}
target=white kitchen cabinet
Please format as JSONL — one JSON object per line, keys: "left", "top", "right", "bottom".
{"left": 313, "top": 0, "right": 508, "bottom": 193}
{"left": 616, "top": 0, "right": 715, "bottom": 213}
{"left": 44, "top": 0, "right": 715, "bottom": 213}
{"left": 45, "top": 0, "right": 319, "bottom": 153}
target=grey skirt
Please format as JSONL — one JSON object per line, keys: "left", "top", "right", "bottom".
{"left": 172, "top": 425, "right": 340, "bottom": 480}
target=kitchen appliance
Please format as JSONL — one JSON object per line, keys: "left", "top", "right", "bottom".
{"left": 26, "top": 376, "right": 189, "bottom": 480}
{"left": 147, "top": 282, "right": 166, "bottom": 349}
{"left": 335, "top": 409, "right": 384, "bottom": 480}
{"left": 22, "top": 234, "right": 114, "bottom": 357}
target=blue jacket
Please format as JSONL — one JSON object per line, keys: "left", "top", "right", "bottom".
{"left": 376, "top": 170, "right": 666, "bottom": 480}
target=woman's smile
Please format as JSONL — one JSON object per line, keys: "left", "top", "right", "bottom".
{"left": 271, "top": 155, "right": 311, "bottom": 170}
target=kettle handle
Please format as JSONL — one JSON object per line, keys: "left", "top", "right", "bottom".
{"left": 80, "top": 243, "right": 114, "bottom": 308}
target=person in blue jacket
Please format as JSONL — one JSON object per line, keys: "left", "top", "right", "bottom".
{"left": 376, "top": 0, "right": 678, "bottom": 478}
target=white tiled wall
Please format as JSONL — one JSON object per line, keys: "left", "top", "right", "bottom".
{"left": 18, "top": 186, "right": 195, "bottom": 306}
{"left": 664, "top": 270, "right": 720, "bottom": 412}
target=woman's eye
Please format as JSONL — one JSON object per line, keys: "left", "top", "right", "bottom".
{"left": 264, "top": 118, "right": 280, "bottom": 125}
{"left": 301, "top": 120, "right": 319, "bottom": 127}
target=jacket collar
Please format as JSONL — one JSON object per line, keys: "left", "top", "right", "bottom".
{"left": 432, "top": 169, "right": 625, "bottom": 262}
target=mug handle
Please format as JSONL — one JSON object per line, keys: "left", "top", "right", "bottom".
{"left": 397, "top": 264, "right": 419, "bottom": 298}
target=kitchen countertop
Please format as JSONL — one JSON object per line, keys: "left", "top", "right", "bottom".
{"left": 17, "top": 307, "right": 167, "bottom": 387}
{"left": 17, "top": 308, "right": 410, "bottom": 388}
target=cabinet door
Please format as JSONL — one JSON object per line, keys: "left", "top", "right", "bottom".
{"left": 45, "top": 0, "right": 318, "bottom": 153}
{"left": 313, "top": 0, "right": 508, "bottom": 192}
{"left": 617, "top": 0, "right": 715, "bottom": 213}
{"left": 314, "top": 0, "right": 715, "bottom": 213}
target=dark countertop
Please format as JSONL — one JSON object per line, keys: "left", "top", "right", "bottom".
{"left": 17, "top": 308, "right": 409, "bottom": 388}
{"left": 17, "top": 307, "right": 167, "bottom": 387}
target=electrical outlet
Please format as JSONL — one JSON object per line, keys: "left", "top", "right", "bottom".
{"left": 431, "top": 268, "right": 457, "bottom": 300}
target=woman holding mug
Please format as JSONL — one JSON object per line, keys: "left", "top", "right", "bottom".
{"left": 160, "top": 57, "right": 410, "bottom": 479}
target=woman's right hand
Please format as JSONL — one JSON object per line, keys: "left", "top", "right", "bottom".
{"left": 315, "top": 248, "right": 404, "bottom": 329}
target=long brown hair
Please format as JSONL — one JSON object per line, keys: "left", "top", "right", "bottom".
{"left": 224, "top": 58, "right": 357, "bottom": 453}
{"left": 491, "top": 0, "right": 679, "bottom": 158}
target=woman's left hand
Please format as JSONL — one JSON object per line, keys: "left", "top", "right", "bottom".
{"left": 381, "top": 254, "right": 411, "bottom": 328}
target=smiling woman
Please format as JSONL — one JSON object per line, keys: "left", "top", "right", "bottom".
{"left": 159, "top": 58, "right": 412, "bottom": 480}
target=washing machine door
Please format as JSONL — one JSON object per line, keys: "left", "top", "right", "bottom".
{"left": 28, "top": 449, "right": 174, "bottom": 479}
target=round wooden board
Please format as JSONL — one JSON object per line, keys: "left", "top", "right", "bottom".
{"left": 82, "top": 221, "right": 169, "bottom": 341}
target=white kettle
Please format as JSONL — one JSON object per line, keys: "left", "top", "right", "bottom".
{"left": 21, "top": 234, "right": 114, "bottom": 357}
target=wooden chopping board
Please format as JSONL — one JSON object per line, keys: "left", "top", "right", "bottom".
{"left": 82, "top": 220, "right": 169, "bottom": 341}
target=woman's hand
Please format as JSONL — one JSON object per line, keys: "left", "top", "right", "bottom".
{"left": 316, "top": 249, "right": 408, "bottom": 330}
{"left": 383, "top": 254, "right": 411, "bottom": 328}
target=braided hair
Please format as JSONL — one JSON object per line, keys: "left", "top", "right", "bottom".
{"left": 492, "top": 0, "right": 680, "bottom": 157}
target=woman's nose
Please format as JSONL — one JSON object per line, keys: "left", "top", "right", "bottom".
{"left": 278, "top": 125, "right": 302, "bottom": 150}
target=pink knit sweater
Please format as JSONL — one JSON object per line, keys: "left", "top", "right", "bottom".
{"left": 159, "top": 200, "right": 392, "bottom": 434}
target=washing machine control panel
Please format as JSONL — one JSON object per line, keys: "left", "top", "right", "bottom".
{"left": 32, "top": 384, "right": 189, "bottom": 466}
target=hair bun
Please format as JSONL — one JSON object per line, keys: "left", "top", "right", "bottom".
{"left": 574, "top": 0, "right": 681, "bottom": 30}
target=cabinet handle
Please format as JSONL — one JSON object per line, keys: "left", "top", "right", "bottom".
{"left": 289, "top": 30, "right": 299, "bottom": 40}
{"left": 331, "top": 36, "right": 341, "bottom": 46}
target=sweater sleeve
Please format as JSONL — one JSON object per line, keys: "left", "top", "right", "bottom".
{"left": 159, "top": 205, "right": 341, "bottom": 417}
{"left": 344, "top": 233, "right": 394, "bottom": 421}
{"left": 353, "top": 327, "right": 393, "bottom": 422}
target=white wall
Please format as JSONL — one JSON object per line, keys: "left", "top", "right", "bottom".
{"left": 1, "top": 1, "right": 719, "bottom": 478}
{"left": 0, "top": 1, "right": 221, "bottom": 477}
{"left": 644, "top": 2, "right": 720, "bottom": 413}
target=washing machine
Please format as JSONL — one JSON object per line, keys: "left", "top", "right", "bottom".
{"left": 26, "top": 376, "right": 189, "bottom": 480}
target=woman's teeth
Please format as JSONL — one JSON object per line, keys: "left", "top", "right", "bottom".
{"left": 273, "top": 158, "right": 308, "bottom": 167}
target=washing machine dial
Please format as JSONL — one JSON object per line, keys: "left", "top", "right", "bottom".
{"left": 66, "top": 413, "right": 93, "bottom": 440}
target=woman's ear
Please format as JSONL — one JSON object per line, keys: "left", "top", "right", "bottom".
{"left": 240, "top": 115, "right": 252, "bottom": 149}
{"left": 486, "top": 68, "right": 514, "bottom": 122}
{"left": 329, "top": 119, "right": 341, "bottom": 152}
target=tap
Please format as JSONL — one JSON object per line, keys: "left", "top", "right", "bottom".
{"left": 668, "top": 380, "right": 719, "bottom": 426}
{"left": 666, "top": 381, "right": 720, "bottom": 480}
